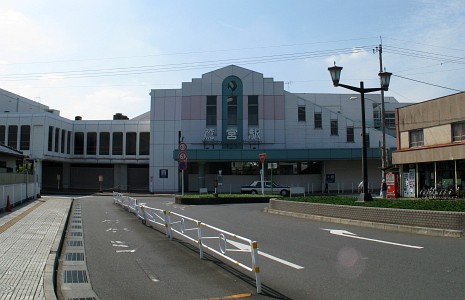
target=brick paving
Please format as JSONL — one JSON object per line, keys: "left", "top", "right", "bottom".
{"left": 0, "top": 198, "right": 72, "bottom": 300}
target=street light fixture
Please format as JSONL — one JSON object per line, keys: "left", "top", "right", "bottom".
{"left": 328, "top": 63, "right": 392, "bottom": 202}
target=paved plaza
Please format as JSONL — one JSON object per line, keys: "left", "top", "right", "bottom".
{"left": 0, "top": 197, "right": 72, "bottom": 300}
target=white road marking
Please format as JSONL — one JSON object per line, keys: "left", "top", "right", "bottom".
{"left": 227, "top": 240, "right": 304, "bottom": 269}
{"left": 322, "top": 229, "right": 424, "bottom": 249}
{"left": 116, "top": 249, "right": 136, "bottom": 253}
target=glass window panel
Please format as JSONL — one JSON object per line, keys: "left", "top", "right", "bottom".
{"left": 99, "top": 132, "right": 110, "bottom": 155}
{"left": 126, "top": 132, "right": 137, "bottom": 155}
{"left": 20, "top": 125, "right": 30, "bottom": 150}
{"left": 8, "top": 126, "right": 18, "bottom": 149}
{"left": 206, "top": 96, "right": 217, "bottom": 126}
{"left": 298, "top": 106, "right": 306, "bottom": 122}
{"left": 55, "top": 128, "right": 60, "bottom": 152}
{"left": 87, "top": 132, "right": 97, "bottom": 155}
{"left": 314, "top": 112, "right": 322, "bottom": 129}
{"left": 139, "top": 132, "right": 150, "bottom": 155}
{"left": 112, "top": 132, "right": 123, "bottom": 155}
{"left": 0, "top": 125, "right": 5, "bottom": 144}
{"left": 248, "top": 96, "right": 259, "bottom": 126}
{"left": 74, "top": 132, "right": 84, "bottom": 155}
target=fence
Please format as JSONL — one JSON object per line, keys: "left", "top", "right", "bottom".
{"left": 113, "top": 192, "right": 262, "bottom": 293}
{"left": 0, "top": 182, "right": 39, "bottom": 211}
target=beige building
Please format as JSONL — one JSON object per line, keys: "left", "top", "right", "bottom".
{"left": 392, "top": 92, "right": 465, "bottom": 197}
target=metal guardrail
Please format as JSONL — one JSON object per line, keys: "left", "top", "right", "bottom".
{"left": 113, "top": 192, "right": 262, "bottom": 293}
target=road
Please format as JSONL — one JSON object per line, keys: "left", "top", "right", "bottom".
{"left": 80, "top": 195, "right": 465, "bottom": 299}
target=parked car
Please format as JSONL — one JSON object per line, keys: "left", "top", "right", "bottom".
{"left": 241, "top": 181, "right": 290, "bottom": 196}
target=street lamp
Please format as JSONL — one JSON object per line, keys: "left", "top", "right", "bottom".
{"left": 328, "top": 63, "right": 392, "bottom": 202}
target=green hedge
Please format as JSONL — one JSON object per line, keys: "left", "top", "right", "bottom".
{"left": 285, "top": 196, "right": 465, "bottom": 212}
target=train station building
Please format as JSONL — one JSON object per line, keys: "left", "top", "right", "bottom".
{"left": 1, "top": 65, "right": 410, "bottom": 194}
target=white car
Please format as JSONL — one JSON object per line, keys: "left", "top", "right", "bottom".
{"left": 241, "top": 181, "right": 290, "bottom": 196}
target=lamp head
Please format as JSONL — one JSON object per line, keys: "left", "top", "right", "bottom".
{"left": 379, "top": 71, "right": 392, "bottom": 91}
{"left": 328, "top": 63, "right": 343, "bottom": 87}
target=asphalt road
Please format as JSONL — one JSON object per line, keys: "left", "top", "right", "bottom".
{"left": 81, "top": 195, "right": 465, "bottom": 299}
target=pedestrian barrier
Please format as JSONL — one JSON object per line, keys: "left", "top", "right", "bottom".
{"left": 112, "top": 192, "right": 262, "bottom": 293}
{"left": 290, "top": 187, "right": 305, "bottom": 197}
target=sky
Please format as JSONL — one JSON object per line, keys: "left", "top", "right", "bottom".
{"left": 0, "top": 0, "right": 464, "bottom": 120}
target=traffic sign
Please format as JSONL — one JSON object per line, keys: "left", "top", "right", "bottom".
{"left": 178, "top": 152, "right": 188, "bottom": 161}
{"left": 259, "top": 153, "right": 267, "bottom": 164}
{"left": 178, "top": 161, "right": 187, "bottom": 171}
{"left": 178, "top": 142, "right": 187, "bottom": 151}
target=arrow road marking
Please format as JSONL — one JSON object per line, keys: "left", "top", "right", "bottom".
{"left": 226, "top": 240, "right": 304, "bottom": 269}
{"left": 322, "top": 229, "right": 423, "bottom": 249}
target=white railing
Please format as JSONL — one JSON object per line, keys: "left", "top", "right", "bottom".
{"left": 113, "top": 192, "right": 262, "bottom": 293}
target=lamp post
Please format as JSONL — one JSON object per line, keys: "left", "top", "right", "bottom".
{"left": 328, "top": 64, "right": 392, "bottom": 202}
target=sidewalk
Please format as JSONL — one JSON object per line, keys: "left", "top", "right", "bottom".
{"left": 0, "top": 197, "right": 72, "bottom": 300}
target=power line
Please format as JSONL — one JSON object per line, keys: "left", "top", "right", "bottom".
{"left": 0, "top": 46, "right": 376, "bottom": 81}
{"left": 0, "top": 36, "right": 380, "bottom": 67}
{"left": 392, "top": 74, "right": 463, "bottom": 92}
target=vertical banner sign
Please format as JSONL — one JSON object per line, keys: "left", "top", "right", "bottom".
{"left": 259, "top": 153, "right": 266, "bottom": 195}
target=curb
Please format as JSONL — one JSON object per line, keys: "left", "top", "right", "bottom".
{"left": 264, "top": 208, "right": 463, "bottom": 238}
{"left": 43, "top": 198, "right": 73, "bottom": 300}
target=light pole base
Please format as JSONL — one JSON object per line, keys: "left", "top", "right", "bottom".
{"left": 357, "top": 193, "right": 373, "bottom": 202}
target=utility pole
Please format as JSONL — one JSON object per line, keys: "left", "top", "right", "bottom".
{"left": 374, "top": 43, "right": 387, "bottom": 179}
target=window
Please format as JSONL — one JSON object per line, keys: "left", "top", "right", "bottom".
{"left": 126, "top": 132, "right": 137, "bottom": 155}
{"left": 139, "top": 132, "right": 150, "bottom": 155}
{"left": 227, "top": 96, "right": 237, "bottom": 126}
{"left": 20, "top": 125, "right": 30, "bottom": 150}
{"left": 48, "top": 126, "right": 53, "bottom": 151}
{"left": 55, "top": 128, "right": 60, "bottom": 152}
{"left": 409, "top": 129, "right": 424, "bottom": 148}
{"left": 452, "top": 122, "right": 465, "bottom": 142}
{"left": 112, "top": 132, "right": 123, "bottom": 155}
{"left": 74, "top": 132, "right": 84, "bottom": 154}
{"left": 87, "top": 132, "right": 97, "bottom": 155}
{"left": 385, "top": 112, "right": 396, "bottom": 130}
{"left": 314, "top": 112, "right": 322, "bottom": 129}
{"left": 248, "top": 96, "right": 259, "bottom": 126}
{"left": 298, "top": 106, "right": 306, "bottom": 122}
{"left": 347, "top": 127, "right": 354, "bottom": 143}
{"left": 330, "top": 119, "right": 338, "bottom": 136}
{"left": 0, "top": 125, "right": 5, "bottom": 144}
{"left": 99, "top": 132, "right": 110, "bottom": 155}
{"left": 61, "top": 130, "right": 66, "bottom": 153}
{"left": 8, "top": 126, "right": 18, "bottom": 149}
{"left": 206, "top": 96, "right": 217, "bottom": 126}
{"left": 67, "top": 131, "right": 71, "bottom": 154}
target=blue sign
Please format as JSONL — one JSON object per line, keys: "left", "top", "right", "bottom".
{"left": 178, "top": 161, "right": 187, "bottom": 171}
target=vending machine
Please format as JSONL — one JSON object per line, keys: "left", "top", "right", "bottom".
{"left": 386, "top": 172, "right": 400, "bottom": 198}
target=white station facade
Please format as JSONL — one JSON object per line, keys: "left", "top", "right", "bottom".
{"left": 1, "top": 65, "right": 409, "bottom": 194}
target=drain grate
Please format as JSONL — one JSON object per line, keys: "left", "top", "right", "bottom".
{"left": 63, "top": 270, "right": 88, "bottom": 283}
{"left": 65, "top": 252, "right": 85, "bottom": 261}
{"left": 69, "top": 232, "right": 82, "bottom": 237}
{"left": 67, "top": 241, "right": 83, "bottom": 247}
{"left": 72, "top": 219, "right": 81, "bottom": 223}
{"left": 71, "top": 225, "right": 82, "bottom": 229}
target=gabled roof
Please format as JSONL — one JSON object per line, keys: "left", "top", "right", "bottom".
{"left": 0, "top": 144, "right": 24, "bottom": 158}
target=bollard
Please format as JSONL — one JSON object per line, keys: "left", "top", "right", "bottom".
{"left": 6, "top": 195, "right": 11, "bottom": 212}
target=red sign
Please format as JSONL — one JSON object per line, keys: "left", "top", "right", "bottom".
{"left": 178, "top": 142, "right": 187, "bottom": 151}
{"left": 259, "top": 153, "right": 266, "bottom": 164}
{"left": 178, "top": 152, "right": 187, "bottom": 161}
